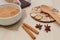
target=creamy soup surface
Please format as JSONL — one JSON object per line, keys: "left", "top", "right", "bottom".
{"left": 0, "top": 6, "right": 19, "bottom": 18}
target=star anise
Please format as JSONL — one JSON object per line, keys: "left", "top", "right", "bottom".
{"left": 35, "top": 24, "right": 42, "bottom": 30}
{"left": 44, "top": 24, "right": 51, "bottom": 33}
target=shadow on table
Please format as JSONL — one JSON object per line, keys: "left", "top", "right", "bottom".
{"left": 0, "top": 9, "right": 27, "bottom": 31}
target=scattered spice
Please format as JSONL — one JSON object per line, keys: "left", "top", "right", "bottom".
{"left": 35, "top": 24, "right": 42, "bottom": 30}
{"left": 35, "top": 24, "right": 51, "bottom": 33}
{"left": 44, "top": 24, "right": 51, "bottom": 33}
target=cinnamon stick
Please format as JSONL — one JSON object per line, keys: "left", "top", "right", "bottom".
{"left": 23, "top": 23, "right": 39, "bottom": 34}
{"left": 22, "top": 25, "right": 36, "bottom": 39}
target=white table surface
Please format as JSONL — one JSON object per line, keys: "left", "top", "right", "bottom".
{"left": 0, "top": 0, "right": 60, "bottom": 40}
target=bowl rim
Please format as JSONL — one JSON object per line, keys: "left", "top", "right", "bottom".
{"left": 0, "top": 3, "right": 21, "bottom": 19}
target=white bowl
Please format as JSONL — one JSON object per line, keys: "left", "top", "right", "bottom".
{"left": 0, "top": 3, "right": 22, "bottom": 25}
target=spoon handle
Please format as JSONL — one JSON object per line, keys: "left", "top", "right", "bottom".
{"left": 48, "top": 11, "right": 60, "bottom": 25}
{"left": 41, "top": 5, "right": 60, "bottom": 25}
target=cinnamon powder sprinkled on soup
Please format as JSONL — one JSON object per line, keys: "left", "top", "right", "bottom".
{"left": 0, "top": 6, "right": 19, "bottom": 18}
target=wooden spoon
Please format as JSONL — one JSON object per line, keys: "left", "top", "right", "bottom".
{"left": 40, "top": 5, "right": 60, "bottom": 25}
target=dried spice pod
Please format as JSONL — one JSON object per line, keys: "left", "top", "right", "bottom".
{"left": 35, "top": 24, "right": 42, "bottom": 30}
{"left": 44, "top": 24, "right": 51, "bottom": 33}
